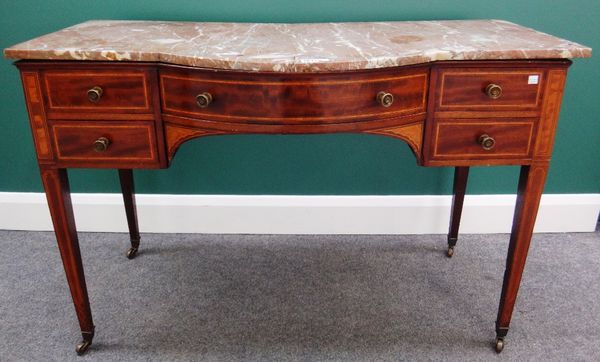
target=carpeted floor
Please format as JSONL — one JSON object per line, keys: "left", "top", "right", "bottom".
{"left": 0, "top": 228, "right": 599, "bottom": 361}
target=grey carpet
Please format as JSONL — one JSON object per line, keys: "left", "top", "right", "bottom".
{"left": 0, "top": 228, "right": 599, "bottom": 361}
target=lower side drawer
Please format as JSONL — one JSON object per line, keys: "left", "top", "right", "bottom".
{"left": 50, "top": 120, "right": 160, "bottom": 168}
{"left": 431, "top": 119, "right": 535, "bottom": 160}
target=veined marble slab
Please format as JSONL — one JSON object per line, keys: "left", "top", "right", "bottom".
{"left": 4, "top": 20, "right": 591, "bottom": 72}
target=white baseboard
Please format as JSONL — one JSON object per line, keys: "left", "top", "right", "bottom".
{"left": 0, "top": 193, "right": 598, "bottom": 234}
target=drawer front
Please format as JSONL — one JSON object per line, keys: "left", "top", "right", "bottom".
{"left": 160, "top": 67, "right": 428, "bottom": 124}
{"left": 50, "top": 121, "right": 159, "bottom": 167}
{"left": 43, "top": 70, "right": 152, "bottom": 114}
{"left": 437, "top": 69, "right": 544, "bottom": 111}
{"left": 432, "top": 120, "right": 535, "bottom": 159}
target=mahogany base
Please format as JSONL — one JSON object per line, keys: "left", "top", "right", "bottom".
{"left": 17, "top": 59, "right": 571, "bottom": 354}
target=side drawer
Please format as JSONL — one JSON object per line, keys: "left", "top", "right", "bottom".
{"left": 42, "top": 69, "right": 153, "bottom": 115}
{"left": 431, "top": 119, "right": 535, "bottom": 160}
{"left": 50, "top": 120, "right": 160, "bottom": 168}
{"left": 436, "top": 68, "right": 544, "bottom": 111}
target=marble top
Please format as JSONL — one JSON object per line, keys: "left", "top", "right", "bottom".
{"left": 4, "top": 20, "right": 591, "bottom": 72}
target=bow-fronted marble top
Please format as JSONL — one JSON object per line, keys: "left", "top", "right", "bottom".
{"left": 4, "top": 20, "right": 591, "bottom": 72}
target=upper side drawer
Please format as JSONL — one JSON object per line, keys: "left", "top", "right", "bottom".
{"left": 160, "top": 65, "right": 428, "bottom": 124}
{"left": 42, "top": 69, "right": 153, "bottom": 114}
{"left": 435, "top": 68, "right": 545, "bottom": 111}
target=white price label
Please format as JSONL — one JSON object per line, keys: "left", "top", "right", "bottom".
{"left": 528, "top": 75, "right": 539, "bottom": 85}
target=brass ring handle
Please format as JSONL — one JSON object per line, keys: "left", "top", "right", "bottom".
{"left": 87, "top": 86, "right": 103, "bottom": 103}
{"left": 376, "top": 91, "right": 394, "bottom": 107}
{"left": 485, "top": 84, "right": 502, "bottom": 99}
{"left": 478, "top": 134, "right": 496, "bottom": 151}
{"left": 93, "top": 137, "right": 110, "bottom": 152}
{"left": 196, "top": 92, "right": 213, "bottom": 108}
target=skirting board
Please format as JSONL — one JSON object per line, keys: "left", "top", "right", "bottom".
{"left": 1, "top": 193, "right": 598, "bottom": 234}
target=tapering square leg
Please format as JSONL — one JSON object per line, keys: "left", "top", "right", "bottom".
{"left": 494, "top": 161, "right": 549, "bottom": 353}
{"left": 447, "top": 166, "right": 469, "bottom": 257}
{"left": 40, "top": 167, "right": 95, "bottom": 355}
{"left": 118, "top": 169, "right": 141, "bottom": 259}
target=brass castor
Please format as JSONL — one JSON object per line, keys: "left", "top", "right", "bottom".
{"left": 126, "top": 247, "right": 138, "bottom": 259}
{"left": 495, "top": 337, "right": 505, "bottom": 353}
{"left": 76, "top": 339, "right": 92, "bottom": 355}
{"left": 446, "top": 246, "right": 454, "bottom": 258}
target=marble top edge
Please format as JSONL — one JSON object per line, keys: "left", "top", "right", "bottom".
{"left": 4, "top": 19, "right": 591, "bottom": 72}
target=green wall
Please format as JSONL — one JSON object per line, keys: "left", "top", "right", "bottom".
{"left": 1, "top": 1, "right": 598, "bottom": 195}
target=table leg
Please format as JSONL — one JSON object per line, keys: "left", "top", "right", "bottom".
{"left": 118, "top": 169, "right": 141, "bottom": 259}
{"left": 447, "top": 166, "right": 469, "bottom": 257}
{"left": 40, "top": 167, "right": 95, "bottom": 355}
{"left": 494, "top": 161, "right": 549, "bottom": 353}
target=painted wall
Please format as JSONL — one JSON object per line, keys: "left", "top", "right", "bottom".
{"left": 1, "top": 1, "right": 598, "bottom": 195}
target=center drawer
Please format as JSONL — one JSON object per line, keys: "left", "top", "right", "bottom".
{"left": 159, "top": 66, "right": 428, "bottom": 124}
